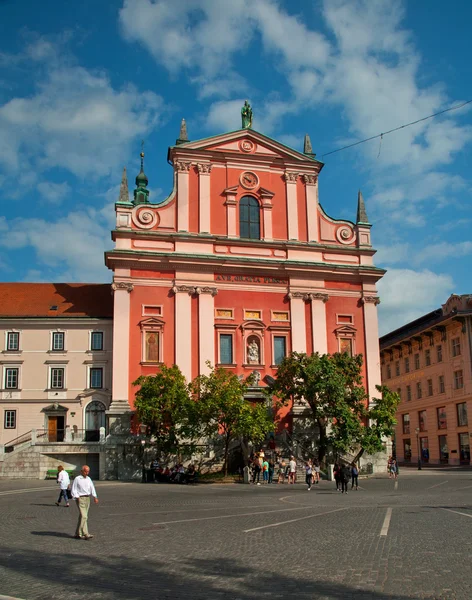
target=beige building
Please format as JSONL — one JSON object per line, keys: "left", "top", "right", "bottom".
{"left": 380, "top": 294, "right": 472, "bottom": 466}
{"left": 0, "top": 283, "right": 113, "bottom": 478}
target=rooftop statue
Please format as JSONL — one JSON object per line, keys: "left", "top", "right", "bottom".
{"left": 241, "top": 100, "right": 253, "bottom": 129}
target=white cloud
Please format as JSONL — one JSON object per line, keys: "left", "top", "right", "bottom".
{"left": 37, "top": 181, "right": 71, "bottom": 205}
{"left": 414, "top": 241, "right": 472, "bottom": 265}
{"left": 377, "top": 268, "right": 454, "bottom": 335}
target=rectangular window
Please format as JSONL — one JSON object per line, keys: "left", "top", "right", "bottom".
{"left": 427, "top": 379, "right": 433, "bottom": 397}
{"left": 4, "top": 410, "right": 16, "bottom": 429}
{"left": 425, "top": 349, "right": 431, "bottom": 366}
{"left": 395, "top": 361, "right": 400, "bottom": 376}
{"left": 6, "top": 332, "right": 19, "bottom": 351}
{"left": 5, "top": 368, "right": 19, "bottom": 389}
{"left": 339, "top": 338, "right": 353, "bottom": 356}
{"left": 386, "top": 363, "right": 391, "bottom": 379}
{"left": 419, "top": 410, "right": 427, "bottom": 432}
{"left": 51, "top": 368, "right": 64, "bottom": 389}
{"left": 404, "top": 357, "right": 410, "bottom": 373}
{"left": 406, "top": 385, "right": 412, "bottom": 401}
{"left": 403, "top": 439, "right": 412, "bottom": 461}
{"left": 402, "top": 414, "right": 410, "bottom": 434}
{"left": 457, "top": 402, "right": 468, "bottom": 427}
{"left": 454, "top": 370, "right": 463, "bottom": 390}
{"left": 144, "top": 331, "right": 159, "bottom": 362}
{"left": 52, "top": 332, "right": 64, "bottom": 351}
{"left": 437, "top": 344, "right": 442, "bottom": 362}
{"left": 437, "top": 406, "right": 447, "bottom": 430}
{"left": 90, "top": 367, "right": 103, "bottom": 389}
{"left": 416, "top": 381, "right": 422, "bottom": 399}
{"left": 459, "top": 433, "right": 470, "bottom": 464}
{"left": 219, "top": 334, "right": 233, "bottom": 365}
{"left": 439, "top": 375, "right": 445, "bottom": 394}
{"left": 439, "top": 435, "right": 448, "bottom": 464}
{"left": 452, "top": 337, "right": 461, "bottom": 357}
{"left": 91, "top": 331, "right": 104, "bottom": 351}
{"left": 273, "top": 336, "right": 287, "bottom": 365}
{"left": 414, "top": 353, "right": 420, "bottom": 370}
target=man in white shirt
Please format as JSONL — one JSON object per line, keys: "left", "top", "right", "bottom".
{"left": 289, "top": 456, "right": 297, "bottom": 484}
{"left": 71, "top": 465, "right": 99, "bottom": 540}
{"left": 55, "top": 465, "right": 70, "bottom": 507}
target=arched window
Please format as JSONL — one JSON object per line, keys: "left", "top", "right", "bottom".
{"left": 239, "top": 196, "right": 260, "bottom": 239}
{"left": 85, "top": 400, "right": 106, "bottom": 441}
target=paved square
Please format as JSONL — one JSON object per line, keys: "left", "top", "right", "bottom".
{"left": 0, "top": 469, "right": 471, "bottom": 599}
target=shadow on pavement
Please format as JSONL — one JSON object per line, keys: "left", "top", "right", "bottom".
{"left": 30, "top": 531, "right": 73, "bottom": 538}
{"left": 0, "top": 548, "right": 433, "bottom": 600}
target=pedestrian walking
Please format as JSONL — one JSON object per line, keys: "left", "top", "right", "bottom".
{"left": 387, "top": 456, "right": 393, "bottom": 478}
{"left": 341, "top": 464, "right": 351, "bottom": 494}
{"left": 252, "top": 455, "right": 261, "bottom": 484}
{"left": 333, "top": 462, "right": 341, "bottom": 491}
{"left": 55, "top": 465, "right": 70, "bottom": 507}
{"left": 305, "top": 460, "right": 313, "bottom": 491}
{"left": 351, "top": 462, "right": 359, "bottom": 490}
{"left": 277, "top": 459, "right": 286, "bottom": 484}
{"left": 288, "top": 456, "right": 297, "bottom": 484}
{"left": 313, "top": 459, "right": 320, "bottom": 484}
{"left": 390, "top": 458, "right": 398, "bottom": 479}
{"left": 71, "top": 465, "right": 99, "bottom": 540}
{"left": 268, "top": 458, "right": 275, "bottom": 484}
{"left": 262, "top": 458, "right": 269, "bottom": 483}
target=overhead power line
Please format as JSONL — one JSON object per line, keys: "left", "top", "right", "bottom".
{"left": 321, "top": 98, "right": 472, "bottom": 159}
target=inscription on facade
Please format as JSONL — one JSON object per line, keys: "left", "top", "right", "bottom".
{"left": 215, "top": 274, "right": 287, "bottom": 285}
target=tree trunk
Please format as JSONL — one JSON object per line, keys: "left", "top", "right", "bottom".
{"left": 223, "top": 434, "right": 231, "bottom": 476}
{"left": 353, "top": 447, "right": 365, "bottom": 464}
{"left": 317, "top": 421, "right": 327, "bottom": 463}
{"left": 240, "top": 437, "right": 250, "bottom": 466}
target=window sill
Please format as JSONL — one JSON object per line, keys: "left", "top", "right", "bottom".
{"left": 2, "top": 350, "right": 22, "bottom": 355}
{"left": 86, "top": 350, "right": 105, "bottom": 354}
{"left": 140, "top": 361, "right": 163, "bottom": 366}
{"left": 47, "top": 350, "right": 67, "bottom": 354}
{"left": 216, "top": 363, "right": 237, "bottom": 368}
{"left": 242, "top": 363, "right": 265, "bottom": 369}
{"left": 46, "top": 388, "right": 67, "bottom": 392}
{"left": 1, "top": 388, "right": 21, "bottom": 392}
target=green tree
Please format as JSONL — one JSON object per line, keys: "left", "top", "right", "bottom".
{"left": 270, "top": 351, "right": 377, "bottom": 462}
{"left": 133, "top": 364, "right": 196, "bottom": 455}
{"left": 191, "top": 364, "right": 274, "bottom": 475}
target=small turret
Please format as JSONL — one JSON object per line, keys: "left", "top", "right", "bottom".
{"left": 176, "top": 118, "right": 189, "bottom": 145}
{"left": 303, "top": 134, "right": 316, "bottom": 158}
{"left": 133, "top": 142, "right": 150, "bottom": 204}
{"left": 356, "top": 190, "right": 369, "bottom": 224}
{"left": 118, "top": 167, "right": 130, "bottom": 203}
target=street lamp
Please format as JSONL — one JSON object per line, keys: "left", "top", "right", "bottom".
{"left": 415, "top": 427, "right": 422, "bottom": 470}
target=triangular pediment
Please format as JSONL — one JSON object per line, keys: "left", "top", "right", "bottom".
{"left": 139, "top": 317, "right": 165, "bottom": 329}
{"left": 172, "top": 129, "right": 324, "bottom": 166}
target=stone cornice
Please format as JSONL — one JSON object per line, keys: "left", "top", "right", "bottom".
{"left": 174, "top": 161, "right": 191, "bottom": 173}
{"left": 284, "top": 171, "right": 299, "bottom": 183}
{"left": 287, "top": 291, "right": 329, "bottom": 302}
{"left": 196, "top": 163, "right": 213, "bottom": 175}
{"left": 171, "top": 285, "right": 218, "bottom": 297}
{"left": 361, "top": 296, "right": 380, "bottom": 306}
{"left": 302, "top": 174, "right": 317, "bottom": 185}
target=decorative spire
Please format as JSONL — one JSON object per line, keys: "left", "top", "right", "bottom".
{"left": 118, "top": 167, "right": 130, "bottom": 203}
{"left": 176, "top": 118, "right": 189, "bottom": 145}
{"left": 133, "top": 140, "right": 150, "bottom": 204}
{"left": 241, "top": 100, "right": 253, "bottom": 129}
{"left": 303, "top": 134, "right": 315, "bottom": 158}
{"left": 356, "top": 190, "right": 370, "bottom": 224}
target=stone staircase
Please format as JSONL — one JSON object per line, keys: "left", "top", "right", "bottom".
{"left": 0, "top": 446, "right": 42, "bottom": 479}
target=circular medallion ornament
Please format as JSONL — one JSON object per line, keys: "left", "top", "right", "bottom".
{"left": 239, "top": 140, "right": 256, "bottom": 153}
{"left": 240, "top": 171, "right": 259, "bottom": 190}
{"left": 132, "top": 206, "right": 160, "bottom": 229}
{"left": 335, "top": 225, "right": 356, "bottom": 245}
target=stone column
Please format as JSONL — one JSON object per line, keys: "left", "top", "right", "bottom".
{"left": 361, "top": 295, "right": 381, "bottom": 402}
{"left": 108, "top": 282, "right": 134, "bottom": 431}
{"left": 172, "top": 285, "right": 194, "bottom": 381}
{"left": 197, "top": 163, "right": 212, "bottom": 233}
{"left": 225, "top": 194, "right": 237, "bottom": 237}
{"left": 196, "top": 286, "right": 218, "bottom": 375}
{"left": 288, "top": 292, "right": 306, "bottom": 353}
{"left": 260, "top": 188, "right": 274, "bottom": 241}
{"left": 175, "top": 161, "right": 191, "bottom": 232}
{"left": 284, "top": 172, "right": 299, "bottom": 240}
{"left": 308, "top": 292, "right": 329, "bottom": 353}
{"left": 303, "top": 174, "right": 319, "bottom": 242}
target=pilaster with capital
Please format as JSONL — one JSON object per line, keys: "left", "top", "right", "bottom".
{"left": 284, "top": 171, "right": 299, "bottom": 240}
{"left": 361, "top": 294, "right": 382, "bottom": 401}
{"left": 302, "top": 173, "right": 319, "bottom": 242}
{"left": 196, "top": 163, "right": 213, "bottom": 233}
{"left": 173, "top": 284, "right": 192, "bottom": 381}
{"left": 309, "top": 291, "right": 329, "bottom": 354}
{"left": 288, "top": 289, "right": 306, "bottom": 353}
{"left": 175, "top": 161, "right": 191, "bottom": 231}
{"left": 197, "top": 287, "right": 217, "bottom": 375}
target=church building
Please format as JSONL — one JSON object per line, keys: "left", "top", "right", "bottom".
{"left": 105, "top": 104, "right": 385, "bottom": 433}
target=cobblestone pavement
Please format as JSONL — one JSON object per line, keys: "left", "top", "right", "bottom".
{"left": 0, "top": 470, "right": 471, "bottom": 600}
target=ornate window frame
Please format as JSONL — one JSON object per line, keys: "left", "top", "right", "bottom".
{"left": 139, "top": 317, "right": 165, "bottom": 365}
{"left": 334, "top": 324, "right": 357, "bottom": 356}
{"left": 214, "top": 323, "right": 238, "bottom": 367}
{"left": 241, "top": 320, "right": 265, "bottom": 367}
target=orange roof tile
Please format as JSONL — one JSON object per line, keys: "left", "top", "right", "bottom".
{"left": 0, "top": 283, "right": 113, "bottom": 318}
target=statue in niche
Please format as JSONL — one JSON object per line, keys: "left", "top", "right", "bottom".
{"left": 248, "top": 339, "right": 260, "bottom": 364}
{"left": 251, "top": 370, "right": 261, "bottom": 387}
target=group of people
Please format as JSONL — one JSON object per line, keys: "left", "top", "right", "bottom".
{"left": 149, "top": 459, "right": 197, "bottom": 484}
{"left": 250, "top": 452, "right": 322, "bottom": 486}
{"left": 55, "top": 464, "right": 98, "bottom": 540}
{"left": 333, "top": 462, "right": 359, "bottom": 493}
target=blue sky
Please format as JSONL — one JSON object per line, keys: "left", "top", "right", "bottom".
{"left": 0, "top": 0, "right": 470, "bottom": 334}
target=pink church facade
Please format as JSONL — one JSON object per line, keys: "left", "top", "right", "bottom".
{"left": 105, "top": 113, "right": 385, "bottom": 433}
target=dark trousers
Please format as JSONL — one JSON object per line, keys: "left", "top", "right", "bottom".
{"left": 335, "top": 477, "right": 341, "bottom": 490}
{"left": 252, "top": 467, "right": 261, "bottom": 483}
{"left": 351, "top": 475, "right": 358, "bottom": 488}
{"left": 306, "top": 474, "right": 313, "bottom": 488}
{"left": 268, "top": 469, "right": 274, "bottom": 484}
{"left": 341, "top": 479, "right": 349, "bottom": 493}
{"left": 57, "top": 489, "right": 69, "bottom": 504}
